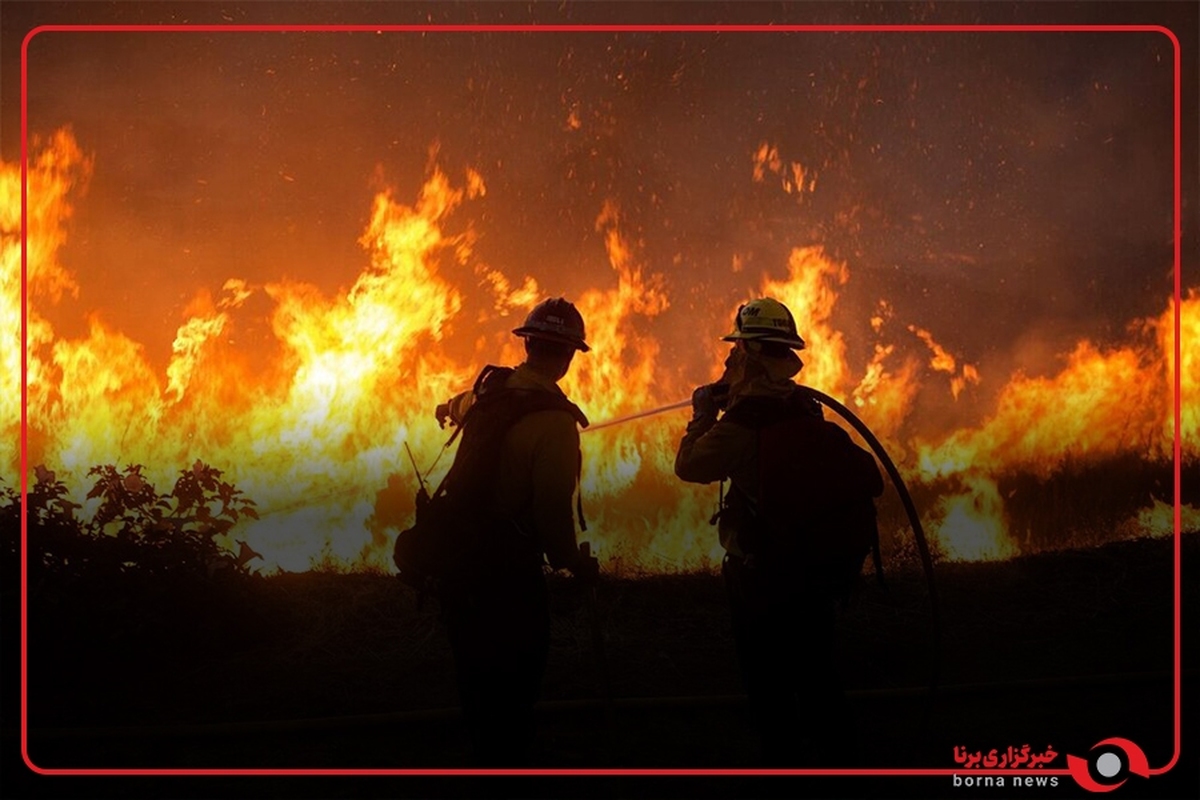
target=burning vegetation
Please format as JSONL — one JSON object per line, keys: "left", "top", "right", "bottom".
{"left": 3, "top": 124, "right": 1190, "bottom": 576}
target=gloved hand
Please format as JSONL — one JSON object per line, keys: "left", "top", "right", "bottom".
{"left": 691, "top": 382, "right": 729, "bottom": 420}
{"left": 435, "top": 402, "right": 451, "bottom": 429}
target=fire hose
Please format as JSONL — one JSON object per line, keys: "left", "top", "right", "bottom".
{"left": 255, "top": 399, "right": 701, "bottom": 515}
{"left": 581, "top": 399, "right": 693, "bottom": 433}
{"left": 796, "top": 386, "right": 942, "bottom": 708}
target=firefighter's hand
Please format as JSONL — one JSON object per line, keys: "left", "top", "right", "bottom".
{"left": 691, "top": 383, "right": 729, "bottom": 420}
{"left": 435, "top": 402, "right": 451, "bottom": 429}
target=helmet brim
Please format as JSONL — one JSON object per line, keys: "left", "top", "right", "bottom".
{"left": 513, "top": 328, "right": 591, "bottom": 352}
{"left": 722, "top": 330, "right": 806, "bottom": 350}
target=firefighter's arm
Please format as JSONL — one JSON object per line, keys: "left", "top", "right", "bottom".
{"left": 529, "top": 411, "right": 585, "bottom": 571}
{"left": 674, "top": 418, "right": 753, "bottom": 485}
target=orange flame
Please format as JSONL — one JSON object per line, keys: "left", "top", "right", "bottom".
{"left": 930, "top": 476, "right": 1017, "bottom": 562}
{"left": 4, "top": 129, "right": 1192, "bottom": 572}
{"left": 752, "top": 141, "right": 814, "bottom": 198}
{"left": 908, "top": 325, "right": 980, "bottom": 400}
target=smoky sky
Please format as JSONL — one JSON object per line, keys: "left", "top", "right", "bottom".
{"left": 11, "top": 12, "right": 1182, "bottom": 404}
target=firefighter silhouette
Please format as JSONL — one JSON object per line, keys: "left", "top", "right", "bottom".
{"left": 675, "top": 297, "right": 883, "bottom": 766}
{"left": 412, "top": 297, "right": 599, "bottom": 766}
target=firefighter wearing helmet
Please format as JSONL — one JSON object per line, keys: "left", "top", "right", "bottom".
{"left": 427, "top": 297, "right": 598, "bottom": 766}
{"left": 674, "top": 296, "right": 879, "bottom": 767}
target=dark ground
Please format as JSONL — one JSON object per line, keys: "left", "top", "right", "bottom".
{"left": 3, "top": 533, "right": 1198, "bottom": 799}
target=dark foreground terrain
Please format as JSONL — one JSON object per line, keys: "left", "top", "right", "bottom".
{"left": 4, "top": 533, "right": 1197, "bottom": 799}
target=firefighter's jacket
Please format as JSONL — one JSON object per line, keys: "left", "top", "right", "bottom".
{"left": 674, "top": 361, "right": 804, "bottom": 559}
{"left": 443, "top": 362, "right": 586, "bottom": 571}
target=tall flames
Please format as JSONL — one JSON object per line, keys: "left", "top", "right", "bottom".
{"left": 3, "top": 130, "right": 1191, "bottom": 572}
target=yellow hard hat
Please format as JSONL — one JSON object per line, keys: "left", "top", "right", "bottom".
{"left": 722, "top": 297, "right": 806, "bottom": 350}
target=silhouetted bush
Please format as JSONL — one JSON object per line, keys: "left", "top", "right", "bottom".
{"left": 3, "top": 462, "right": 271, "bottom": 657}
{"left": 2, "top": 461, "right": 260, "bottom": 588}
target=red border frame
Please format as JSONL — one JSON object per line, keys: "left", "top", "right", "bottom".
{"left": 18, "top": 22, "right": 1184, "bottom": 781}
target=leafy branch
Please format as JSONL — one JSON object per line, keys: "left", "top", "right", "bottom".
{"left": 4, "top": 460, "right": 262, "bottom": 582}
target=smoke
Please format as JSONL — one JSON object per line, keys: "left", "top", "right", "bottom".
{"left": 19, "top": 30, "right": 1175, "bottom": 387}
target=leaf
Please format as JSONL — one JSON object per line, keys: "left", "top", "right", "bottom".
{"left": 236, "top": 540, "right": 263, "bottom": 566}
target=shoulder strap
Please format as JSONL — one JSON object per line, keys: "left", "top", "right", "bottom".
{"left": 471, "top": 364, "right": 514, "bottom": 396}
{"left": 465, "top": 364, "right": 588, "bottom": 428}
